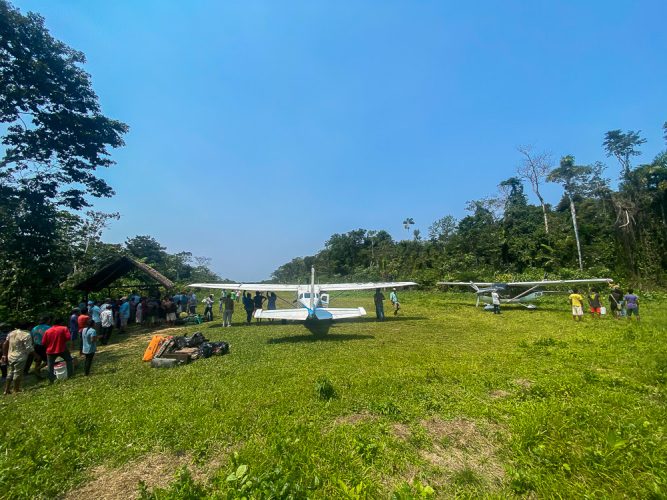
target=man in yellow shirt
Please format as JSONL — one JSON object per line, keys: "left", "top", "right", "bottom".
{"left": 569, "top": 289, "right": 584, "bottom": 321}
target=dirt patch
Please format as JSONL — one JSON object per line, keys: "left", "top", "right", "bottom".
{"left": 391, "top": 423, "right": 411, "bottom": 441}
{"left": 64, "top": 450, "right": 226, "bottom": 500}
{"left": 418, "top": 417, "right": 505, "bottom": 490}
{"left": 513, "top": 378, "right": 533, "bottom": 389}
{"left": 334, "top": 411, "right": 375, "bottom": 426}
{"left": 489, "top": 389, "right": 510, "bottom": 399}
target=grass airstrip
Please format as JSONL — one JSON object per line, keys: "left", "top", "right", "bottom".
{"left": 1, "top": 291, "right": 666, "bottom": 498}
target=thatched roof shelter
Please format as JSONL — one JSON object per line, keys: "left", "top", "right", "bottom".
{"left": 74, "top": 256, "right": 174, "bottom": 293}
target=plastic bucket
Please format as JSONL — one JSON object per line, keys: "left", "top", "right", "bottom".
{"left": 54, "top": 361, "right": 68, "bottom": 380}
{"left": 600, "top": 306, "right": 607, "bottom": 315}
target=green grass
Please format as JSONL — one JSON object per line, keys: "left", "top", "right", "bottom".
{"left": 1, "top": 291, "right": 666, "bottom": 498}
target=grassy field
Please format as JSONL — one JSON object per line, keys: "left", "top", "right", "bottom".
{"left": 1, "top": 290, "right": 666, "bottom": 499}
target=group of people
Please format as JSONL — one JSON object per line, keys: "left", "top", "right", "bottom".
{"left": 373, "top": 288, "right": 402, "bottom": 321}
{"left": 568, "top": 287, "right": 640, "bottom": 321}
{"left": 1, "top": 312, "right": 98, "bottom": 395}
{"left": 0, "top": 290, "right": 195, "bottom": 395}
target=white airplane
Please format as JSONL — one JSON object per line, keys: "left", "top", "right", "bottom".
{"left": 438, "top": 278, "right": 613, "bottom": 309}
{"left": 190, "top": 267, "right": 417, "bottom": 334}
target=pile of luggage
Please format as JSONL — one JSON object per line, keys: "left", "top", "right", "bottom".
{"left": 143, "top": 332, "right": 229, "bottom": 368}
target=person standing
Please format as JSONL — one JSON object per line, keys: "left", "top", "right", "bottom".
{"left": 28, "top": 317, "right": 50, "bottom": 376}
{"left": 491, "top": 290, "right": 501, "bottom": 314}
{"left": 588, "top": 288, "right": 603, "bottom": 318}
{"left": 609, "top": 286, "right": 623, "bottom": 319}
{"left": 90, "top": 301, "right": 102, "bottom": 333}
{"left": 223, "top": 294, "right": 235, "bottom": 327}
{"left": 188, "top": 293, "right": 197, "bottom": 315}
{"left": 202, "top": 294, "right": 214, "bottom": 321}
{"left": 69, "top": 308, "right": 80, "bottom": 352}
{"left": 243, "top": 292, "right": 254, "bottom": 324}
{"left": 253, "top": 292, "right": 266, "bottom": 322}
{"left": 218, "top": 290, "right": 226, "bottom": 314}
{"left": 81, "top": 318, "right": 97, "bottom": 376}
{"left": 373, "top": 288, "right": 385, "bottom": 321}
{"left": 77, "top": 308, "right": 90, "bottom": 355}
{"left": 42, "top": 319, "right": 74, "bottom": 383}
{"left": 624, "top": 289, "right": 640, "bottom": 321}
{"left": 569, "top": 289, "right": 584, "bottom": 321}
{"left": 100, "top": 304, "right": 113, "bottom": 345}
{"left": 389, "top": 288, "right": 401, "bottom": 315}
{"left": 2, "top": 329, "right": 34, "bottom": 394}
{"left": 165, "top": 298, "right": 177, "bottom": 326}
{"left": 119, "top": 298, "right": 130, "bottom": 333}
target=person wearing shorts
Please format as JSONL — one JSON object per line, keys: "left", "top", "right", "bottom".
{"left": 624, "top": 289, "right": 640, "bottom": 321}
{"left": 588, "top": 289, "right": 602, "bottom": 318}
{"left": 3, "top": 329, "right": 34, "bottom": 394}
{"left": 569, "top": 289, "right": 584, "bottom": 321}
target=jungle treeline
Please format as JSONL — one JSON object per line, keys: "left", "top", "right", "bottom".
{"left": 270, "top": 127, "right": 667, "bottom": 288}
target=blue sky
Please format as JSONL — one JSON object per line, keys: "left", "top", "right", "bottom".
{"left": 12, "top": 0, "right": 667, "bottom": 281}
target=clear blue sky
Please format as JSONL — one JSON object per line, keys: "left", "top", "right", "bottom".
{"left": 12, "top": 0, "right": 667, "bottom": 281}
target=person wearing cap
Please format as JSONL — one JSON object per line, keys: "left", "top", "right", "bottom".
{"left": 389, "top": 288, "right": 400, "bottom": 315}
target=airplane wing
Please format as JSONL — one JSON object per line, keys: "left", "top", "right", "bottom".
{"left": 438, "top": 279, "right": 612, "bottom": 288}
{"left": 317, "top": 282, "right": 417, "bottom": 292}
{"left": 254, "top": 308, "right": 309, "bottom": 320}
{"left": 189, "top": 283, "right": 300, "bottom": 292}
{"left": 505, "top": 278, "right": 613, "bottom": 287}
{"left": 438, "top": 282, "right": 494, "bottom": 287}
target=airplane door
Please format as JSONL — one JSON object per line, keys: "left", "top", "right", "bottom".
{"left": 320, "top": 293, "right": 330, "bottom": 307}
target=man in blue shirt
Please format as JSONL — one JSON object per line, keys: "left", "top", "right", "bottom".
{"left": 119, "top": 298, "right": 130, "bottom": 333}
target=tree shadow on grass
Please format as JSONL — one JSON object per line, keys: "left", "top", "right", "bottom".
{"left": 267, "top": 333, "right": 375, "bottom": 344}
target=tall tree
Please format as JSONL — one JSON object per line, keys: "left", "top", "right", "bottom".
{"left": 548, "top": 156, "right": 592, "bottom": 271}
{"left": 517, "top": 146, "right": 552, "bottom": 234}
{"left": 0, "top": 1, "right": 128, "bottom": 209}
{"left": 0, "top": 1, "right": 127, "bottom": 320}
{"left": 603, "top": 129, "right": 646, "bottom": 179}
{"left": 402, "top": 217, "right": 415, "bottom": 238}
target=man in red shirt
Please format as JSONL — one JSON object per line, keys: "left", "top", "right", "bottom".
{"left": 42, "top": 318, "right": 74, "bottom": 382}
{"left": 76, "top": 308, "right": 90, "bottom": 355}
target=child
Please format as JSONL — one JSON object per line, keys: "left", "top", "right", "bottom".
{"left": 491, "top": 290, "right": 501, "bottom": 314}
{"left": 569, "top": 288, "right": 584, "bottom": 321}
{"left": 588, "top": 288, "right": 602, "bottom": 318}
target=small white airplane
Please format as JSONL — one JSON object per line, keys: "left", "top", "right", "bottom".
{"left": 190, "top": 267, "right": 417, "bottom": 334}
{"left": 438, "top": 278, "right": 613, "bottom": 309}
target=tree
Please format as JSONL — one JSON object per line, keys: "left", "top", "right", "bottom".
{"left": 0, "top": 1, "right": 128, "bottom": 209}
{"left": 603, "top": 129, "right": 646, "bottom": 179}
{"left": 402, "top": 217, "right": 415, "bottom": 237}
{"left": 548, "top": 155, "right": 592, "bottom": 271}
{"left": 428, "top": 215, "right": 457, "bottom": 243}
{"left": 517, "top": 146, "right": 552, "bottom": 234}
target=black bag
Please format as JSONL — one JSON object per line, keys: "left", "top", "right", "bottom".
{"left": 184, "top": 332, "right": 207, "bottom": 348}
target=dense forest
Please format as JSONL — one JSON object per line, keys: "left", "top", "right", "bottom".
{"left": 1, "top": 1, "right": 665, "bottom": 325}
{"left": 271, "top": 128, "right": 667, "bottom": 287}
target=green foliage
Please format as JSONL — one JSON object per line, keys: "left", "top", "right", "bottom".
{"left": 315, "top": 376, "right": 337, "bottom": 401}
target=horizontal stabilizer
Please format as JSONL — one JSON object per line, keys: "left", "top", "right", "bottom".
{"left": 319, "top": 307, "right": 366, "bottom": 320}
{"left": 254, "top": 308, "right": 309, "bottom": 321}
